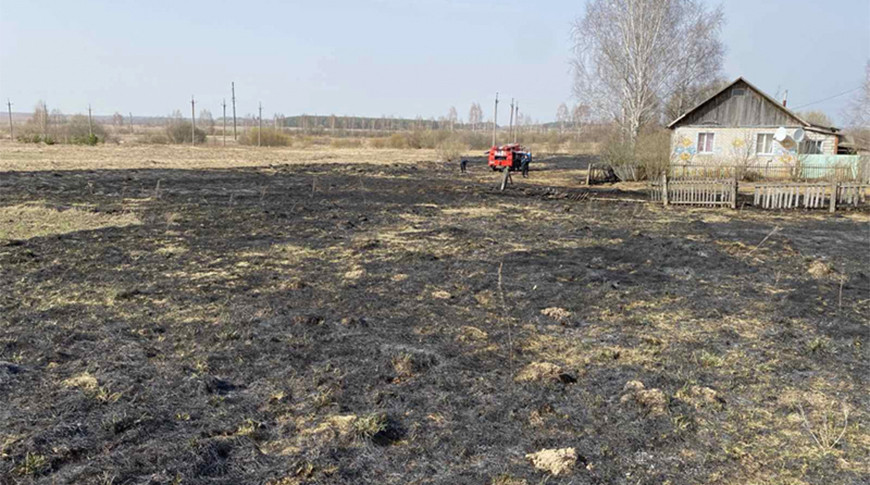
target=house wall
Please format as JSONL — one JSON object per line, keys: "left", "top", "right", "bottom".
{"left": 671, "top": 127, "right": 838, "bottom": 166}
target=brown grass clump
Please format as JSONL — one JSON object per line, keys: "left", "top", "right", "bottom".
{"left": 525, "top": 447, "right": 577, "bottom": 476}
{"left": 515, "top": 362, "right": 563, "bottom": 383}
{"left": 540, "top": 307, "right": 572, "bottom": 322}
{"left": 620, "top": 380, "right": 668, "bottom": 416}
{"left": 62, "top": 373, "right": 99, "bottom": 391}
{"left": 807, "top": 260, "right": 834, "bottom": 279}
{"left": 675, "top": 385, "right": 724, "bottom": 411}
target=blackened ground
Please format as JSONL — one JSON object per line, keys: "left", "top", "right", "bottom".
{"left": 1, "top": 159, "right": 868, "bottom": 485}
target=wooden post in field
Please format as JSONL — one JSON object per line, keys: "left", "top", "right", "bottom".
{"left": 661, "top": 172, "right": 669, "bottom": 206}
{"left": 508, "top": 98, "right": 515, "bottom": 143}
{"left": 6, "top": 99, "right": 13, "bottom": 140}
{"left": 731, "top": 171, "right": 738, "bottom": 209}
{"left": 87, "top": 104, "right": 93, "bottom": 138}
{"left": 492, "top": 92, "right": 499, "bottom": 147}
{"left": 829, "top": 180, "right": 838, "bottom": 213}
{"left": 221, "top": 99, "right": 227, "bottom": 146}
{"left": 258, "top": 102, "right": 262, "bottom": 147}
{"left": 190, "top": 95, "right": 196, "bottom": 146}
{"left": 231, "top": 82, "right": 237, "bottom": 141}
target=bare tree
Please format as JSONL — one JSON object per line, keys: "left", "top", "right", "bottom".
{"left": 572, "top": 104, "right": 590, "bottom": 132}
{"left": 664, "top": 77, "right": 728, "bottom": 123}
{"left": 447, "top": 106, "right": 458, "bottom": 131}
{"left": 799, "top": 110, "right": 834, "bottom": 128}
{"left": 572, "top": 0, "right": 725, "bottom": 143}
{"left": 468, "top": 103, "right": 483, "bottom": 131}
{"left": 32, "top": 101, "right": 49, "bottom": 137}
{"left": 199, "top": 109, "right": 215, "bottom": 134}
{"left": 556, "top": 103, "right": 570, "bottom": 133}
{"left": 843, "top": 62, "right": 870, "bottom": 150}
{"left": 112, "top": 112, "right": 125, "bottom": 127}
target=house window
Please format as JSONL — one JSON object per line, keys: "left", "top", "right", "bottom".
{"left": 697, "top": 132, "right": 714, "bottom": 153}
{"left": 801, "top": 139, "right": 823, "bottom": 154}
{"left": 756, "top": 133, "right": 774, "bottom": 155}
{"left": 732, "top": 88, "right": 746, "bottom": 96}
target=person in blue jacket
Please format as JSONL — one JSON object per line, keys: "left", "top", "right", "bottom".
{"left": 520, "top": 152, "right": 531, "bottom": 178}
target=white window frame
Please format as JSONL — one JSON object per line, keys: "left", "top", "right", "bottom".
{"left": 697, "top": 132, "right": 715, "bottom": 154}
{"left": 802, "top": 139, "right": 823, "bottom": 154}
{"left": 756, "top": 133, "right": 774, "bottom": 155}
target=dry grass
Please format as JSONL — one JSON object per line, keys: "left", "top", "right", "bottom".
{"left": 0, "top": 140, "right": 437, "bottom": 172}
{"left": 0, "top": 203, "right": 141, "bottom": 241}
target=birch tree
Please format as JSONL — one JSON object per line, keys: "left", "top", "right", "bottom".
{"left": 572, "top": 0, "right": 724, "bottom": 143}
{"left": 468, "top": 103, "right": 483, "bottom": 131}
{"left": 844, "top": 61, "right": 870, "bottom": 149}
{"left": 556, "top": 103, "right": 570, "bottom": 133}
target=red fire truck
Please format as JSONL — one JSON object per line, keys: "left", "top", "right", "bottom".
{"left": 487, "top": 144, "right": 530, "bottom": 171}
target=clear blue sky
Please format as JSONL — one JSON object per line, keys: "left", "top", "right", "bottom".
{"left": 0, "top": 0, "right": 867, "bottom": 125}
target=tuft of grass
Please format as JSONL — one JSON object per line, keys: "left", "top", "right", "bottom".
{"left": 697, "top": 350, "right": 724, "bottom": 368}
{"left": 352, "top": 413, "right": 387, "bottom": 441}
{"left": 14, "top": 452, "right": 49, "bottom": 476}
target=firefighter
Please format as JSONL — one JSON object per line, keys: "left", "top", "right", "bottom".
{"left": 460, "top": 158, "right": 468, "bottom": 173}
{"left": 520, "top": 152, "right": 531, "bottom": 178}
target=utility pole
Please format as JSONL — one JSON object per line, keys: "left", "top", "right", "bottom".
{"left": 514, "top": 102, "right": 519, "bottom": 143}
{"left": 87, "top": 104, "right": 93, "bottom": 137}
{"left": 231, "top": 82, "right": 237, "bottom": 140}
{"left": 258, "top": 102, "right": 262, "bottom": 147}
{"left": 191, "top": 95, "right": 196, "bottom": 146}
{"left": 508, "top": 98, "right": 515, "bottom": 142}
{"left": 221, "top": 99, "right": 227, "bottom": 146}
{"left": 6, "top": 99, "right": 13, "bottom": 141}
{"left": 492, "top": 92, "right": 499, "bottom": 147}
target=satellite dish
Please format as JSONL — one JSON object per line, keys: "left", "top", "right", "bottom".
{"left": 793, "top": 128, "right": 806, "bottom": 143}
{"left": 774, "top": 127, "right": 789, "bottom": 142}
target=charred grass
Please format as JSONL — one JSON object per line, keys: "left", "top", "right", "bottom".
{"left": 0, "top": 156, "right": 868, "bottom": 484}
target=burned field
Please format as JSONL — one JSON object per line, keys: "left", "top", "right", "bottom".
{"left": 1, "top": 156, "right": 868, "bottom": 484}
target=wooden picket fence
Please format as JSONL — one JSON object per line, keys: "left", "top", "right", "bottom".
{"left": 649, "top": 175, "right": 868, "bottom": 212}
{"left": 753, "top": 182, "right": 868, "bottom": 211}
{"left": 650, "top": 176, "right": 736, "bottom": 208}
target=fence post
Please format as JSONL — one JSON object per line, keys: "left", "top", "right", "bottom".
{"left": 829, "top": 180, "right": 838, "bottom": 213}
{"left": 661, "top": 172, "right": 669, "bottom": 206}
{"left": 731, "top": 171, "right": 738, "bottom": 209}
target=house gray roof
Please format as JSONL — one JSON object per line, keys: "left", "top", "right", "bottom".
{"left": 667, "top": 77, "right": 839, "bottom": 134}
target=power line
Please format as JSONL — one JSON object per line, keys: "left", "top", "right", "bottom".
{"left": 792, "top": 86, "right": 861, "bottom": 110}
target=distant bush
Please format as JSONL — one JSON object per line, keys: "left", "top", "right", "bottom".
{"left": 435, "top": 139, "right": 464, "bottom": 162}
{"left": 330, "top": 137, "right": 363, "bottom": 148}
{"left": 17, "top": 133, "right": 43, "bottom": 144}
{"left": 239, "top": 128, "right": 291, "bottom": 147}
{"left": 166, "top": 121, "right": 207, "bottom": 144}
{"left": 136, "top": 132, "right": 170, "bottom": 144}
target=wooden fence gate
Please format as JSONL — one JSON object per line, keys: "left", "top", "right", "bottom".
{"left": 650, "top": 176, "right": 737, "bottom": 208}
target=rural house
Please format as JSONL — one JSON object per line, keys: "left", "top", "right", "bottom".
{"left": 668, "top": 78, "right": 846, "bottom": 168}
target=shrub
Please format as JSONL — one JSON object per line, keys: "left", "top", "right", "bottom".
{"left": 435, "top": 139, "right": 464, "bottom": 162}
{"left": 239, "top": 128, "right": 291, "bottom": 147}
{"left": 17, "top": 133, "right": 42, "bottom": 144}
{"left": 166, "top": 121, "right": 207, "bottom": 144}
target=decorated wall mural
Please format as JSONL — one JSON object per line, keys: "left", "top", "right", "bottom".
{"left": 673, "top": 135, "right": 696, "bottom": 162}
{"left": 773, "top": 141, "right": 797, "bottom": 165}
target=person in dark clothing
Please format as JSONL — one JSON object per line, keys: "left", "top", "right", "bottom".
{"left": 520, "top": 152, "right": 531, "bottom": 178}
{"left": 460, "top": 158, "right": 468, "bottom": 173}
